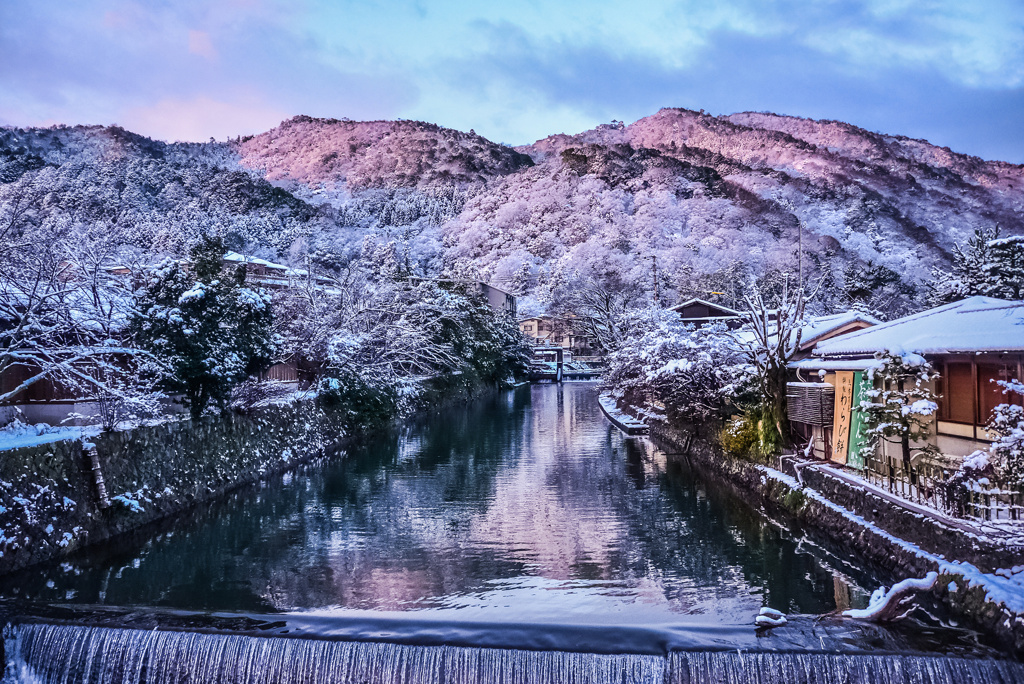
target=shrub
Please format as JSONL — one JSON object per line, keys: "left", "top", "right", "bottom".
{"left": 722, "top": 415, "right": 758, "bottom": 459}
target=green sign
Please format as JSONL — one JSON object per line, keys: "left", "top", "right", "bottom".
{"left": 847, "top": 371, "right": 870, "bottom": 470}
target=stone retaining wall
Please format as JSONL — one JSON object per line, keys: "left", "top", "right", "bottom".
{"left": 0, "top": 400, "right": 349, "bottom": 576}
{"left": 649, "top": 419, "right": 1024, "bottom": 656}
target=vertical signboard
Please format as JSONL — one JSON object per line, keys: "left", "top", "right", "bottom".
{"left": 831, "top": 371, "right": 855, "bottom": 464}
{"left": 846, "top": 371, "right": 869, "bottom": 470}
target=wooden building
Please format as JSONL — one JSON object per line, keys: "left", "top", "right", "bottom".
{"left": 668, "top": 298, "right": 743, "bottom": 327}
{"left": 800, "top": 297, "right": 1024, "bottom": 470}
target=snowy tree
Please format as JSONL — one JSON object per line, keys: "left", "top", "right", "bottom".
{"left": 928, "top": 229, "right": 1024, "bottom": 304}
{"left": 317, "top": 278, "right": 529, "bottom": 424}
{"left": 604, "top": 316, "right": 752, "bottom": 422}
{"left": 986, "top": 379, "right": 1024, "bottom": 487}
{"left": 560, "top": 278, "right": 650, "bottom": 354}
{"left": 736, "top": 274, "right": 807, "bottom": 450}
{"left": 843, "top": 261, "right": 919, "bottom": 319}
{"left": 132, "top": 235, "right": 275, "bottom": 420}
{"left": 927, "top": 227, "right": 998, "bottom": 306}
{"left": 857, "top": 350, "right": 940, "bottom": 476}
{"left": 985, "top": 235, "right": 1024, "bottom": 300}
{"left": 0, "top": 189, "right": 165, "bottom": 424}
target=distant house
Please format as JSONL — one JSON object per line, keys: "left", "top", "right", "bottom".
{"left": 519, "top": 315, "right": 597, "bottom": 356}
{"left": 477, "top": 282, "right": 517, "bottom": 316}
{"left": 221, "top": 252, "right": 334, "bottom": 290}
{"left": 0, "top": 347, "right": 144, "bottom": 426}
{"left": 668, "top": 298, "right": 743, "bottom": 327}
{"left": 405, "top": 277, "right": 517, "bottom": 316}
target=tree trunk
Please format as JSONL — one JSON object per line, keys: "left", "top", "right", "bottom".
{"left": 897, "top": 376, "right": 916, "bottom": 484}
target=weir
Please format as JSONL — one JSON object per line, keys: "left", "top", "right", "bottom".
{"left": 5, "top": 622, "right": 1024, "bottom": 684}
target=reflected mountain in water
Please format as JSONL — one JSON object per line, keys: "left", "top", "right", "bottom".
{"left": 3, "top": 385, "right": 871, "bottom": 625}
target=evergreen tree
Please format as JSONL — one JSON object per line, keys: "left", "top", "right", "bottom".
{"left": 132, "top": 235, "right": 275, "bottom": 419}
{"left": 928, "top": 227, "right": 998, "bottom": 305}
{"left": 857, "top": 351, "right": 940, "bottom": 478}
{"left": 985, "top": 235, "right": 1024, "bottom": 300}
{"left": 929, "top": 228, "right": 1024, "bottom": 304}
{"left": 843, "top": 261, "right": 918, "bottom": 318}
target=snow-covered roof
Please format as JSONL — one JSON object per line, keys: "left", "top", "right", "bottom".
{"left": 668, "top": 298, "right": 742, "bottom": 317}
{"left": 223, "top": 251, "right": 308, "bottom": 278}
{"left": 790, "top": 358, "right": 880, "bottom": 372}
{"left": 797, "top": 310, "right": 880, "bottom": 349}
{"left": 814, "top": 296, "right": 1024, "bottom": 357}
{"left": 733, "top": 310, "right": 877, "bottom": 348}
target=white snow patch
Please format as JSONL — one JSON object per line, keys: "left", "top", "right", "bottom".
{"left": 843, "top": 572, "right": 938, "bottom": 619}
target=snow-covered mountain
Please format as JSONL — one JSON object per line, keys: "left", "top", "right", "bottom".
{"left": 235, "top": 116, "right": 533, "bottom": 193}
{"left": 1, "top": 109, "right": 1021, "bottom": 315}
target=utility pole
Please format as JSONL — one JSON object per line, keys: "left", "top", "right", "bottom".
{"left": 798, "top": 220, "right": 804, "bottom": 297}
{"left": 651, "top": 254, "right": 660, "bottom": 305}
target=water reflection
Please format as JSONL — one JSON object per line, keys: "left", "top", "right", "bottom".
{"left": 1, "top": 384, "right": 869, "bottom": 625}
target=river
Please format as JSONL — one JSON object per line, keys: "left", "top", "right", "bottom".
{"left": 2, "top": 383, "right": 1019, "bottom": 683}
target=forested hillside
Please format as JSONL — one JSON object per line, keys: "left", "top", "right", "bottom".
{"left": 2, "top": 109, "right": 1021, "bottom": 318}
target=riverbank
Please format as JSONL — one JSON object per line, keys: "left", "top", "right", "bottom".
{"left": 0, "top": 378, "right": 504, "bottom": 577}
{"left": 645, "top": 417, "right": 1024, "bottom": 655}
{"left": 0, "top": 396, "right": 351, "bottom": 576}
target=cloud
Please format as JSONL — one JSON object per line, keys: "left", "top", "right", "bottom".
{"left": 188, "top": 30, "right": 218, "bottom": 61}
{"left": 1, "top": 0, "right": 1021, "bottom": 158}
{"left": 122, "top": 95, "right": 288, "bottom": 142}
{"left": 423, "top": 18, "right": 1024, "bottom": 162}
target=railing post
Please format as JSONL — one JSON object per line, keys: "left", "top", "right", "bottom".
{"left": 84, "top": 443, "right": 110, "bottom": 509}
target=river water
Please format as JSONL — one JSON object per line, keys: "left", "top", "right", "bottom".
{"left": 2, "top": 383, "right": 1020, "bottom": 682}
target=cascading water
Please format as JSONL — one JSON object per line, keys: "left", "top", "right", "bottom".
{"left": 667, "top": 651, "right": 1024, "bottom": 684}
{"left": 5, "top": 623, "right": 1024, "bottom": 684}
{"left": 3, "top": 623, "right": 666, "bottom": 684}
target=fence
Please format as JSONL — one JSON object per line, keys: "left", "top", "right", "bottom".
{"left": 858, "top": 448, "right": 1024, "bottom": 522}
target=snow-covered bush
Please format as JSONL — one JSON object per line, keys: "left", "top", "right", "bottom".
{"left": 721, "top": 415, "right": 759, "bottom": 459}
{"left": 604, "top": 314, "right": 752, "bottom": 423}
{"left": 943, "top": 450, "right": 997, "bottom": 514}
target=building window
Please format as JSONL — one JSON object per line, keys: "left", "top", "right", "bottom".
{"left": 942, "top": 362, "right": 974, "bottom": 424}
{"left": 940, "top": 358, "right": 1022, "bottom": 427}
{"left": 979, "top": 362, "right": 1020, "bottom": 423}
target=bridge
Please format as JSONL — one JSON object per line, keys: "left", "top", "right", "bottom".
{"left": 528, "top": 347, "right": 603, "bottom": 382}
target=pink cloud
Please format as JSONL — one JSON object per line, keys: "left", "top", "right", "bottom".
{"left": 188, "top": 30, "right": 218, "bottom": 61}
{"left": 121, "top": 95, "right": 289, "bottom": 142}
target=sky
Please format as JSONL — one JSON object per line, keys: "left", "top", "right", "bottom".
{"left": 2, "top": 0, "right": 1023, "bottom": 162}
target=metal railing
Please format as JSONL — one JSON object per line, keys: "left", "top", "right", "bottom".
{"left": 858, "top": 449, "right": 1024, "bottom": 522}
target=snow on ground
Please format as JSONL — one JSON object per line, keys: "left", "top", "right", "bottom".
{"left": 843, "top": 572, "right": 938, "bottom": 619}
{"left": 0, "top": 421, "right": 101, "bottom": 453}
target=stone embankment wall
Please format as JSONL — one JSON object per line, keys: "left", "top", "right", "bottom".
{"left": 0, "top": 400, "right": 348, "bottom": 576}
{"left": 649, "top": 420, "right": 1024, "bottom": 656}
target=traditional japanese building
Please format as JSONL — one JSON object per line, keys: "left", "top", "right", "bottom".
{"left": 792, "top": 297, "right": 1024, "bottom": 474}
{"left": 668, "top": 298, "right": 743, "bottom": 327}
